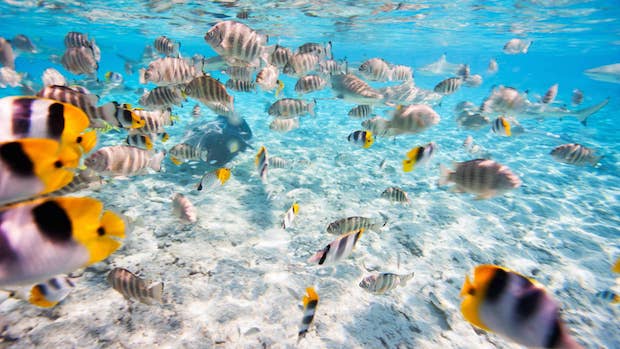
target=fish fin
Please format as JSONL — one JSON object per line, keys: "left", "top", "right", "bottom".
{"left": 144, "top": 136, "right": 153, "bottom": 151}
{"left": 576, "top": 97, "right": 609, "bottom": 126}
{"left": 613, "top": 258, "right": 620, "bottom": 273}
{"left": 160, "top": 133, "right": 170, "bottom": 143}
{"left": 402, "top": 158, "right": 414, "bottom": 172}
{"left": 502, "top": 118, "right": 511, "bottom": 136}
{"left": 475, "top": 191, "right": 495, "bottom": 200}
{"left": 20, "top": 139, "right": 79, "bottom": 194}
{"left": 438, "top": 164, "right": 452, "bottom": 186}
{"left": 400, "top": 272, "right": 415, "bottom": 285}
{"left": 138, "top": 69, "right": 146, "bottom": 84}
{"left": 148, "top": 282, "right": 164, "bottom": 303}
{"left": 149, "top": 152, "right": 165, "bottom": 172}
{"left": 170, "top": 156, "right": 182, "bottom": 166}
{"left": 275, "top": 80, "right": 284, "bottom": 98}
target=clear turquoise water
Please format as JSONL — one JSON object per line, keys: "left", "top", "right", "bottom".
{"left": 0, "top": 1, "right": 619, "bottom": 348}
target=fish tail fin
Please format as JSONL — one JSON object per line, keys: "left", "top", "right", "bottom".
{"left": 149, "top": 282, "right": 164, "bottom": 303}
{"left": 591, "top": 155, "right": 603, "bottom": 166}
{"left": 576, "top": 97, "right": 609, "bottom": 126}
{"left": 149, "top": 152, "right": 165, "bottom": 172}
{"left": 402, "top": 158, "right": 414, "bottom": 172}
{"left": 379, "top": 212, "right": 388, "bottom": 228}
{"left": 438, "top": 164, "right": 453, "bottom": 186}
{"left": 308, "top": 99, "right": 316, "bottom": 117}
{"left": 144, "top": 135, "right": 154, "bottom": 151}
{"left": 524, "top": 40, "right": 532, "bottom": 53}
{"left": 97, "top": 102, "right": 119, "bottom": 127}
{"left": 275, "top": 80, "right": 284, "bottom": 98}
{"left": 613, "top": 258, "right": 620, "bottom": 273}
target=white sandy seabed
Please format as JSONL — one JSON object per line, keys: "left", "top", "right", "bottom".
{"left": 1, "top": 95, "right": 619, "bottom": 349}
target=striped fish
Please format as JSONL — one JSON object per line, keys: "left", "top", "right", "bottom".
{"left": 49, "top": 168, "right": 103, "bottom": 196}
{"left": 402, "top": 142, "right": 436, "bottom": 172}
{"left": 542, "top": 83, "right": 558, "bottom": 104}
{"left": 326, "top": 215, "right": 387, "bottom": 235}
{"left": 571, "top": 89, "right": 583, "bottom": 105}
{"left": 132, "top": 108, "right": 173, "bottom": 134}
{"left": 388, "top": 104, "right": 440, "bottom": 135}
{"left": 294, "top": 74, "right": 327, "bottom": 95}
{"left": 433, "top": 77, "right": 462, "bottom": 94}
{"left": 331, "top": 73, "right": 384, "bottom": 105}
{"left": 281, "top": 202, "right": 299, "bottom": 229}
{"left": 319, "top": 59, "right": 347, "bottom": 75}
{"left": 204, "top": 20, "right": 268, "bottom": 67}
{"left": 491, "top": 116, "right": 511, "bottom": 136}
{"left": 126, "top": 134, "right": 154, "bottom": 150}
{"left": 381, "top": 187, "right": 410, "bottom": 204}
{"left": 550, "top": 143, "right": 601, "bottom": 166}
{"left": 268, "top": 98, "right": 315, "bottom": 118}
{"left": 348, "top": 105, "right": 373, "bottom": 119}
{"left": 438, "top": 159, "right": 521, "bottom": 199}
{"left": 255, "top": 146, "right": 268, "bottom": 183}
{"left": 347, "top": 130, "right": 373, "bottom": 149}
{"left": 298, "top": 287, "right": 319, "bottom": 340}
{"left": 362, "top": 116, "right": 391, "bottom": 137}
{"left": 197, "top": 168, "right": 231, "bottom": 191}
{"left": 297, "top": 41, "right": 332, "bottom": 59}
{"left": 308, "top": 229, "right": 365, "bottom": 265}
{"left": 107, "top": 268, "right": 163, "bottom": 305}
{"left": 185, "top": 75, "right": 234, "bottom": 110}
{"left": 12, "top": 34, "right": 34, "bottom": 53}
{"left": 269, "top": 118, "right": 299, "bottom": 133}
{"left": 359, "top": 272, "right": 415, "bottom": 295}
{"left": 172, "top": 193, "right": 197, "bottom": 224}
{"left": 64, "top": 31, "right": 100, "bottom": 61}
{"left": 390, "top": 65, "right": 413, "bottom": 81}
{"left": 85, "top": 146, "right": 165, "bottom": 177}
{"left": 154, "top": 35, "right": 180, "bottom": 57}
{"left": 7, "top": 275, "right": 76, "bottom": 308}
{"left": 269, "top": 45, "right": 292, "bottom": 68}
{"left": 139, "top": 57, "right": 198, "bottom": 86}
{"left": 268, "top": 156, "right": 289, "bottom": 169}
{"left": 487, "top": 58, "right": 498, "bottom": 74}
{"left": 168, "top": 143, "right": 208, "bottom": 165}
{"left": 256, "top": 65, "right": 281, "bottom": 93}
{"left": 140, "top": 85, "right": 186, "bottom": 108}
{"left": 225, "top": 66, "right": 254, "bottom": 81}
{"left": 225, "top": 78, "right": 255, "bottom": 92}
{"left": 595, "top": 290, "right": 619, "bottom": 304}
{"left": 359, "top": 58, "right": 392, "bottom": 82}
{"left": 61, "top": 46, "right": 98, "bottom": 75}
{"left": 464, "top": 74, "right": 483, "bottom": 87}
{"left": 42, "top": 68, "right": 66, "bottom": 87}
{"left": 0, "top": 37, "right": 15, "bottom": 70}
{"left": 283, "top": 53, "right": 320, "bottom": 77}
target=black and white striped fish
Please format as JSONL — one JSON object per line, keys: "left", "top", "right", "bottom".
{"left": 308, "top": 229, "right": 364, "bottom": 265}
{"left": 7, "top": 275, "right": 76, "bottom": 308}
{"left": 438, "top": 159, "right": 521, "bottom": 199}
{"left": 139, "top": 57, "right": 198, "bottom": 86}
{"left": 359, "top": 272, "right": 415, "bottom": 295}
{"left": 268, "top": 98, "right": 315, "bottom": 118}
{"left": 64, "top": 31, "right": 100, "bottom": 61}
{"left": 298, "top": 287, "right": 318, "bottom": 340}
{"left": 319, "top": 59, "right": 347, "bottom": 75}
{"left": 225, "top": 66, "right": 254, "bottom": 81}
{"left": 550, "top": 143, "right": 601, "bottom": 166}
{"left": 107, "top": 268, "right": 163, "bottom": 305}
{"left": 140, "top": 85, "right": 186, "bottom": 108}
{"left": 433, "top": 77, "right": 462, "bottom": 94}
{"left": 297, "top": 41, "right": 332, "bottom": 59}
{"left": 294, "top": 74, "right": 327, "bottom": 95}
{"left": 61, "top": 46, "right": 98, "bottom": 75}
{"left": 172, "top": 193, "right": 197, "bottom": 224}
{"left": 326, "top": 216, "right": 386, "bottom": 235}
{"left": 85, "top": 146, "right": 165, "bottom": 177}
{"left": 255, "top": 146, "right": 268, "bottom": 183}
{"left": 542, "top": 83, "right": 558, "bottom": 104}
{"left": 390, "top": 65, "right": 413, "bottom": 81}
{"left": 281, "top": 202, "right": 299, "bottom": 229}
{"left": 256, "top": 65, "right": 281, "bottom": 93}
{"left": 204, "top": 20, "right": 268, "bottom": 67}
{"left": 168, "top": 143, "right": 208, "bottom": 165}
{"left": 571, "top": 89, "right": 583, "bottom": 105}
{"left": 268, "top": 156, "right": 290, "bottom": 169}
{"left": 154, "top": 35, "right": 180, "bottom": 57}
{"left": 126, "top": 133, "right": 154, "bottom": 150}
{"left": 283, "top": 53, "right": 320, "bottom": 77}
{"left": 381, "top": 187, "right": 410, "bottom": 204}
{"left": 225, "top": 78, "right": 255, "bottom": 92}
{"left": 359, "top": 58, "right": 392, "bottom": 82}
{"left": 185, "top": 75, "right": 234, "bottom": 109}
{"left": 491, "top": 116, "right": 512, "bottom": 137}
{"left": 331, "top": 73, "right": 384, "bottom": 104}
{"left": 348, "top": 104, "right": 373, "bottom": 118}
{"left": 269, "top": 118, "right": 299, "bottom": 133}
{"left": 269, "top": 45, "right": 292, "bottom": 68}
{"left": 132, "top": 108, "right": 173, "bottom": 134}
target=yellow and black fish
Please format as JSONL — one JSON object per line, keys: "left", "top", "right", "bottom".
{"left": 595, "top": 290, "right": 619, "bottom": 304}
{"left": 402, "top": 142, "right": 436, "bottom": 172}
{"left": 255, "top": 146, "right": 268, "bottom": 183}
{"left": 0, "top": 138, "right": 80, "bottom": 205}
{"left": 0, "top": 197, "right": 125, "bottom": 287}
{"left": 0, "top": 96, "right": 97, "bottom": 154}
{"left": 6, "top": 275, "right": 76, "bottom": 308}
{"left": 347, "top": 130, "right": 373, "bottom": 149}
{"left": 298, "top": 287, "right": 318, "bottom": 340}
{"left": 460, "top": 265, "right": 582, "bottom": 349}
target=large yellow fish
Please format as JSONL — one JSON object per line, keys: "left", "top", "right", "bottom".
{"left": 0, "top": 138, "right": 80, "bottom": 205}
{"left": 0, "top": 197, "right": 125, "bottom": 287}
{"left": 461, "top": 265, "right": 582, "bottom": 349}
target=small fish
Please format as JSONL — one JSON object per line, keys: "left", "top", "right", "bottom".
{"left": 433, "top": 77, "right": 462, "bottom": 94}
{"left": 197, "top": 168, "right": 231, "bottom": 191}
{"left": 503, "top": 38, "right": 532, "bottom": 54}
{"left": 281, "top": 202, "right": 299, "bottom": 229}
{"left": 225, "top": 66, "right": 254, "bottom": 81}
{"left": 168, "top": 143, "right": 208, "bottom": 165}
{"left": 0, "top": 197, "right": 125, "bottom": 287}
{"left": 269, "top": 45, "right": 292, "bottom": 68}
{"left": 7, "top": 275, "right": 76, "bottom": 308}
{"left": 204, "top": 21, "right": 268, "bottom": 67}
{"left": 298, "top": 287, "right": 318, "bottom": 340}
{"left": 550, "top": 143, "right": 601, "bottom": 166}
{"left": 595, "top": 290, "right": 620, "bottom": 304}
{"left": 381, "top": 187, "right": 410, "bottom": 204}
{"left": 104, "top": 71, "right": 123, "bottom": 84}
{"left": 390, "top": 65, "right": 413, "bottom": 81}
{"left": 348, "top": 105, "right": 374, "bottom": 119}
{"left": 462, "top": 136, "right": 490, "bottom": 158}
{"left": 542, "top": 83, "right": 558, "bottom": 104}
{"left": 283, "top": 53, "right": 320, "bottom": 77}
{"left": 359, "top": 272, "right": 414, "bottom": 295}
{"left": 268, "top": 156, "right": 290, "bottom": 169}
{"left": 347, "top": 130, "right": 374, "bottom": 149}
{"left": 184, "top": 75, "right": 234, "bottom": 109}
{"left": 294, "top": 74, "right": 327, "bottom": 95}
{"left": 439, "top": 159, "right": 521, "bottom": 199}
{"left": 362, "top": 116, "right": 391, "bottom": 137}
{"left": 256, "top": 65, "right": 282, "bottom": 93}
{"left": 331, "top": 73, "right": 384, "bottom": 104}
{"left": 388, "top": 104, "right": 441, "bottom": 135}
{"left": 172, "top": 193, "right": 197, "bottom": 224}
{"left": 457, "top": 110, "right": 491, "bottom": 130}
{"left": 0, "top": 139, "right": 80, "bottom": 205}
{"left": 0, "top": 67, "right": 21, "bottom": 88}
{"left": 359, "top": 58, "right": 392, "bottom": 82}
{"left": 402, "top": 142, "right": 436, "bottom": 172}
{"left": 192, "top": 104, "right": 201, "bottom": 118}
{"left": 268, "top": 98, "right": 315, "bottom": 118}
{"left": 139, "top": 57, "right": 198, "bottom": 86}
{"left": 85, "top": 146, "right": 165, "bottom": 177}
{"left": 107, "top": 268, "right": 163, "bottom": 305}
{"left": 491, "top": 116, "right": 512, "bottom": 136}
{"left": 140, "top": 85, "right": 186, "bottom": 108}
{"left": 487, "top": 58, "right": 498, "bottom": 74}
{"left": 297, "top": 41, "right": 332, "bottom": 59}
{"left": 326, "top": 215, "right": 387, "bottom": 235}
{"left": 319, "top": 59, "right": 347, "bottom": 75}
{"left": 50, "top": 168, "right": 103, "bottom": 196}
{"left": 255, "top": 146, "right": 268, "bottom": 183}
{"left": 126, "top": 134, "right": 154, "bottom": 150}
{"left": 308, "top": 229, "right": 364, "bottom": 265}
{"left": 61, "top": 46, "right": 98, "bottom": 75}
{"left": 225, "top": 78, "right": 255, "bottom": 92}
{"left": 418, "top": 54, "right": 465, "bottom": 76}
{"left": 11, "top": 34, "right": 36, "bottom": 53}
{"left": 461, "top": 265, "right": 582, "bottom": 349}
{"left": 132, "top": 108, "right": 173, "bottom": 134}
{"left": 64, "top": 32, "right": 100, "bottom": 61}
{"left": 571, "top": 89, "right": 583, "bottom": 105}
{"left": 154, "top": 35, "right": 180, "bottom": 57}
{"left": 42, "top": 68, "right": 67, "bottom": 86}
{"left": 269, "top": 118, "right": 299, "bottom": 133}
{"left": 0, "top": 96, "right": 97, "bottom": 154}
{"left": 464, "top": 74, "right": 483, "bottom": 87}
{"left": 0, "top": 37, "right": 15, "bottom": 70}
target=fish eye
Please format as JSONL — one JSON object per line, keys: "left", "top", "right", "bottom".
{"left": 97, "top": 227, "right": 105, "bottom": 236}
{"left": 54, "top": 160, "right": 63, "bottom": 168}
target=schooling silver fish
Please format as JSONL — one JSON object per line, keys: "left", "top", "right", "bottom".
{"left": 359, "top": 58, "right": 392, "bottom": 82}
